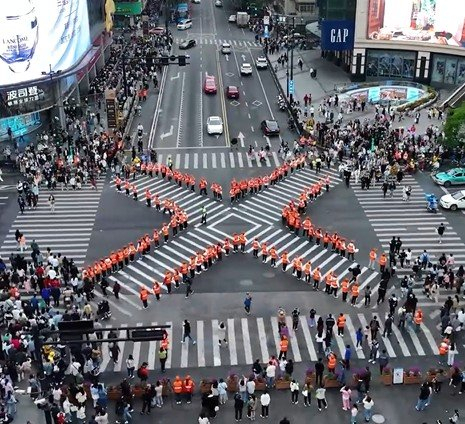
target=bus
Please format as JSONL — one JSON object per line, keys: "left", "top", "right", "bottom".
{"left": 175, "top": 3, "right": 190, "bottom": 22}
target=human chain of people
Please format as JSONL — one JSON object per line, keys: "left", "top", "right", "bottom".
{"left": 94, "top": 311, "right": 439, "bottom": 373}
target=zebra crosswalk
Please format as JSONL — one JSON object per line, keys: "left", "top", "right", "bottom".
{"left": 352, "top": 173, "right": 464, "bottom": 308}
{"left": 156, "top": 151, "right": 283, "bottom": 170}
{"left": 233, "top": 167, "right": 342, "bottom": 225}
{"left": 0, "top": 180, "right": 105, "bottom": 266}
{"left": 97, "top": 313, "right": 439, "bottom": 372}
{"left": 174, "top": 37, "right": 261, "bottom": 48}
{"left": 111, "top": 175, "right": 228, "bottom": 224}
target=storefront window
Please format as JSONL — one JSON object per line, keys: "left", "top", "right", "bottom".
{"left": 432, "top": 54, "right": 465, "bottom": 85}
{"left": 366, "top": 50, "right": 415, "bottom": 79}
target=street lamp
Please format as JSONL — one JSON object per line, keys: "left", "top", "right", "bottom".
{"left": 41, "top": 64, "right": 65, "bottom": 128}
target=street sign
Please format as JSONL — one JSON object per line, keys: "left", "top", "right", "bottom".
{"left": 288, "top": 80, "right": 294, "bottom": 95}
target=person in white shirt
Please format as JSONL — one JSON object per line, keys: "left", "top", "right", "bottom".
{"left": 362, "top": 395, "right": 374, "bottom": 422}
{"left": 246, "top": 378, "right": 255, "bottom": 396}
{"left": 198, "top": 412, "right": 210, "bottom": 424}
{"left": 290, "top": 380, "right": 299, "bottom": 404}
{"left": 350, "top": 404, "right": 358, "bottom": 424}
{"left": 265, "top": 362, "right": 276, "bottom": 388}
{"left": 315, "top": 386, "right": 327, "bottom": 411}
{"left": 260, "top": 390, "right": 270, "bottom": 418}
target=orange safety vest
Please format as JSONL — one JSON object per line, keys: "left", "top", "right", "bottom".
{"left": 341, "top": 279, "right": 349, "bottom": 293}
{"left": 328, "top": 354, "right": 336, "bottom": 369}
{"left": 313, "top": 269, "right": 321, "bottom": 281}
{"left": 280, "top": 339, "right": 289, "bottom": 352}
{"left": 140, "top": 289, "right": 149, "bottom": 301}
{"left": 252, "top": 240, "right": 259, "bottom": 250}
{"left": 351, "top": 285, "right": 359, "bottom": 297}
{"left": 173, "top": 380, "right": 183, "bottom": 393}
{"left": 414, "top": 311, "right": 423, "bottom": 324}
{"left": 153, "top": 283, "right": 161, "bottom": 295}
{"left": 369, "top": 249, "right": 377, "bottom": 260}
{"left": 379, "top": 255, "right": 387, "bottom": 265}
{"left": 337, "top": 316, "right": 346, "bottom": 328}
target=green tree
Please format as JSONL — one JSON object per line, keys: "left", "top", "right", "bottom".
{"left": 444, "top": 103, "right": 465, "bottom": 148}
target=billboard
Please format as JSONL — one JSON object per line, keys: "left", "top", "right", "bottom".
{"left": 367, "top": 0, "right": 465, "bottom": 47}
{"left": 0, "top": 0, "right": 91, "bottom": 86}
{"left": 321, "top": 20, "right": 355, "bottom": 51}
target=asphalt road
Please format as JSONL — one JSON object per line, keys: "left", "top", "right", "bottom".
{"left": 150, "top": 0, "right": 293, "bottom": 154}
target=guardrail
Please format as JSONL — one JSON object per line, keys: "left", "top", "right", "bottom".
{"left": 334, "top": 80, "right": 426, "bottom": 94}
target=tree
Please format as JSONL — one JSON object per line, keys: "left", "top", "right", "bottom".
{"left": 444, "top": 103, "right": 465, "bottom": 148}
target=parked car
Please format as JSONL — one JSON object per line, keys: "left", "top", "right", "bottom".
{"left": 432, "top": 167, "right": 465, "bottom": 187}
{"left": 440, "top": 190, "right": 465, "bottom": 211}
{"left": 228, "top": 14, "right": 237, "bottom": 22}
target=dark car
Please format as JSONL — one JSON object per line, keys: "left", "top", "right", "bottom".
{"left": 179, "top": 39, "right": 196, "bottom": 49}
{"left": 261, "top": 120, "right": 280, "bottom": 135}
{"left": 226, "top": 86, "right": 239, "bottom": 99}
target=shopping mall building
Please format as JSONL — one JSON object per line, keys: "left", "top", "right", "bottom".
{"left": 319, "top": 0, "right": 465, "bottom": 86}
{"left": 0, "top": 0, "right": 147, "bottom": 141}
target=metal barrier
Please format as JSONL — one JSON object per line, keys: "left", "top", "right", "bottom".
{"left": 440, "top": 80, "right": 465, "bottom": 109}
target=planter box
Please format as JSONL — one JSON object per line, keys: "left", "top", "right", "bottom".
{"left": 305, "top": 376, "right": 316, "bottom": 387}
{"left": 132, "top": 387, "right": 144, "bottom": 398}
{"left": 275, "top": 379, "right": 291, "bottom": 390}
{"left": 380, "top": 374, "right": 392, "bottom": 386}
{"left": 323, "top": 377, "right": 341, "bottom": 389}
{"left": 227, "top": 376, "right": 239, "bottom": 392}
{"left": 255, "top": 380, "right": 266, "bottom": 391}
{"left": 403, "top": 374, "right": 422, "bottom": 385}
{"left": 199, "top": 381, "right": 212, "bottom": 394}
{"left": 162, "top": 384, "right": 170, "bottom": 396}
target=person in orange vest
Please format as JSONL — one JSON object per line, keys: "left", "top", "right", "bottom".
{"left": 132, "top": 184, "right": 138, "bottom": 201}
{"left": 414, "top": 308, "right": 423, "bottom": 333}
{"left": 145, "top": 188, "right": 151, "bottom": 207}
{"left": 330, "top": 273, "right": 339, "bottom": 298}
{"left": 153, "top": 229, "right": 160, "bottom": 248}
{"left": 239, "top": 233, "right": 247, "bottom": 253}
{"left": 269, "top": 246, "right": 278, "bottom": 268}
{"left": 115, "top": 176, "right": 122, "bottom": 191}
{"left": 379, "top": 253, "right": 387, "bottom": 273}
{"left": 172, "top": 376, "right": 183, "bottom": 404}
{"left": 224, "top": 238, "right": 231, "bottom": 256}
{"left": 281, "top": 251, "right": 289, "bottom": 272}
{"left": 312, "top": 267, "right": 321, "bottom": 290}
{"left": 153, "top": 194, "right": 161, "bottom": 211}
{"left": 292, "top": 256, "right": 303, "bottom": 280}
{"left": 341, "top": 278, "right": 350, "bottom": 302}
{"left": 350, "top": 283, "right": 359, "bottom": 306}
{"left": 162, "top": 224, "right": 169, "bottom": 243}
{"left": 368, "top": 248, "right": 377, "bottom": 270}
{"left": 153, "top": 280, "right": 161, "bottom": 301}
{"left": 303, "top": 260, "right": 312, "bottom": 283}
{"left": 232, "top": 233, "right": 240, "bottom": 253}
{"left": 278, "top": 336, "right": 289, "bottom": 360}
{"left": 124, "top": 180, "right": 130, "bottom": 196}
{"left": 261, "top": 242, "right": 268, "bottom": 263}
{"left": 140, "top": 286, "right": 149, "bottom": 309}
{"left": 252, "top": 238, "right": 259, "bottom": 258}
{"left": 199, "top": 178, "right": 208, "bottom": 196}
{"left": 182, "top": 375, "right": 195, "bottom": 404}
{"left": 327, "top": 352, "right": 337, "bottom": 373}
{"left": 324, "top": 272, "right": 332, "bottom": 294}
{"left": 164, "top": 271, "right": 172, "bottom": 294}
{"left": 337, "top": 313, "right": 346, "bottom": 336}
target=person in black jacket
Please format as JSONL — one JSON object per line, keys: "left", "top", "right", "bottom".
{"left": 141, "top": 384, "right": 154, "bottom": 415}
{"left": 315, "top": 358, "right": 324, "bottom": 387}
{"left": 234, "top": 392, "right": 244, "bottom": 421}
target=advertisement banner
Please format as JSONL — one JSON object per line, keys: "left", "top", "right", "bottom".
{"left": 367, "top": 0, "right": 465, "bottom": 47}
{"left": 321, "top": 20, "right": 355, "bottom": 51}
{"left": 115, "top": 1, "right": 143, "bottom": 15}
{"left": 0, "top": 0, "right": 91, "bottom": 87}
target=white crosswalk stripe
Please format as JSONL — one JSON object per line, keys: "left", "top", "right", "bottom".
{"left": 97, "top": 313, "right": 439, "bottom": 371}
{"left": 0, "top": 180, "right": 105, "bottom": 265}
{"left": 174, "top": 37, "right": 261, "bottom": 47}
{"left": 156, "top": 151, "right": 283, "bottom": 169}
{"left": 352, "top": 173, "right": 464, "bottom": 308}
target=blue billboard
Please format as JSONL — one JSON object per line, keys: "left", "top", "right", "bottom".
{"left": 321, "top": 20, "right": 355, "bottom": 51}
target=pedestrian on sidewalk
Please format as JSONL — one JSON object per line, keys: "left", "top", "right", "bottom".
{"left": 437, "top": 223, "right": 445, "bottom": 243}
{"left": 181, "top": 319, "right": 196, "bottom": 344}
{"left": 260, "top": 390, "right": 270, "bottom": 418}
{"left": 315, "top": 385, "right": 328, "bottom": 411}
{"left": 350, "top": 404, "right": 358, "bottom": 424}
{"left": 234, "top": 392, "right": 244, "bottom": 421}
{"left": 362, "top": 395, "right": 374, "bottom": 421}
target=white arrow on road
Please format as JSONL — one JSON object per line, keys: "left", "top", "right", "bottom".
{"left": 237, "top": 132, "right": 245, "bottom": 148}
{"left": 160, "top": 125, "right": 174, "bottom": 140}
{"left": 241, "top": 54, "right": 246, "bottom": 61}
{"left": 171, "top": 72, "right": 180, "bottom": 80}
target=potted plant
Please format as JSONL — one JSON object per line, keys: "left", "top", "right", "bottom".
{"left": 380, "top": 367, "right": 392, "bottom": 386}
{"left": 305, "top": 368, "right": 316, "bottom": 387}
{"left": 275, "top": 374, "right": 291, "bottom": 390}
{"left": 199, "top": 378, "right": 212, "bottom": 394}
{"left": 132, "top": 383, "right": 144, "bottom": 397}
{"left": 107, "top": 385, "right": 121, "bottom": 400}
{"left": 253, "top": 375, "right": 266, "bottom": 391}
{"left": 226, "top": 372, "right": 239, "bottom": 392}
{"left": 404, "top": 367, "right": 422, "bottom": 384}
{"left": 161, "top": 378, "right": 171, "bottom": 396}
{"left": 323, "top": 372, "right": 342, "bottom": 388}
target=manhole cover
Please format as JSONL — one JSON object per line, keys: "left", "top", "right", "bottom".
{"left": 240, "top": 279, "right": 253, "bottom": 286}
{"left": 372, "top": 414, "right": 385, "bottom": 423}
{"left": 263, "top": 272, "right": 275, "bottom": 278}
{"left": 252, "top": 100, "right": 262, "bottom": 107}
{"left": 225, "top": 72, "right": 234, "bottom": 77}
{"left": 230, "top": 100, "right": 240, "bottom": 107}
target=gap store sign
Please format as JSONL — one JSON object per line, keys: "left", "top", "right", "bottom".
{"left": 321, "top": 20, "right": 355, "bottom": 51}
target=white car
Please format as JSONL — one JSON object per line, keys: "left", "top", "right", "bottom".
{"left": 256, "top": 56, "right": 267, "bottom": 69}
{"left": 228, "top": 14, "right": 236, "bottom": 22}
{"left": 240, "top": 63, "right": 252, "bottom": 75}
{"left": 221, "top": 42, "right": 231, "bottom": 54}
{"left": 215, "top": 0, "right": 222, "bottom": 6}
{"left": 440, "top": 190, "right": 465, "bottom": 211}
{"left": 177, "top": 19, "right": 192, "bottom": 30}
{"left": 192, "top": 0, "right": 200, "bottom": 3}
{"left": 207, "top": 116, "right": 224, "bottom": 135}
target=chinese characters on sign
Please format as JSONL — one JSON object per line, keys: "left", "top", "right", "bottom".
{"left": 6, "top": 86, "right": 43, "bottom": 106}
